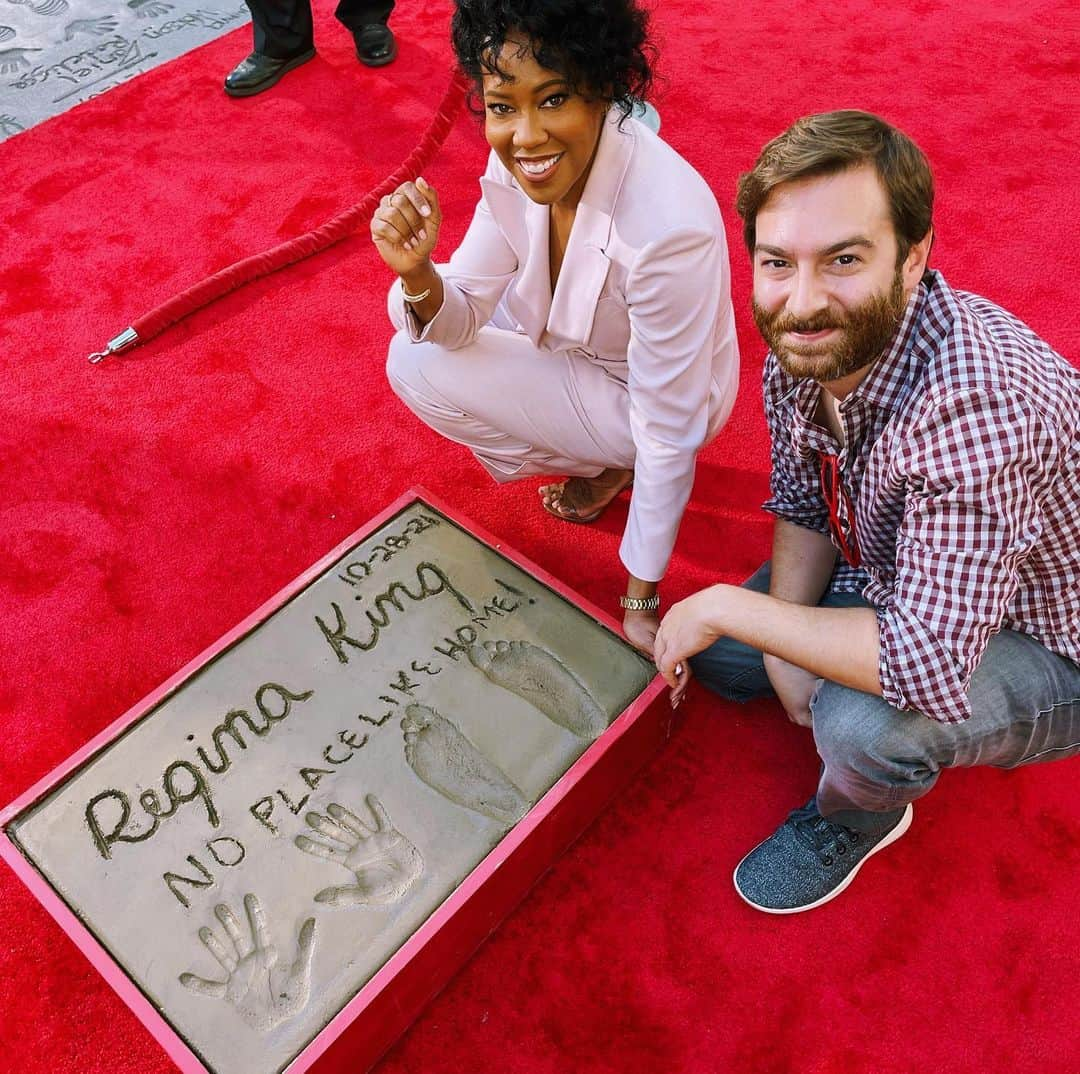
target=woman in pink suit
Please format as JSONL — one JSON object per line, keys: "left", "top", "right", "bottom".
{"left": 371, "top": 0, "right": 739, "bottom": 658}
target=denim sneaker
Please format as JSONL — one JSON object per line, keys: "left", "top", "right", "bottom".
{"left": 734, "top": 798, "right": 913, "bottom": 914}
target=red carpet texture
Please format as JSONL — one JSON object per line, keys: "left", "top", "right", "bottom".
{"left": 2, "top": 1, "right": 1078, "bottom": 1072}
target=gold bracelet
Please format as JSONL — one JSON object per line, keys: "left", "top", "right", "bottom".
{"left": 619, "top": 594, "right": 659, "bottom": 611}
{"left": 401, "top": 285, "right": 431, "bottom": 304}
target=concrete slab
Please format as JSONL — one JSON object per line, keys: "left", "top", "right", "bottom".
{"left": 4, "top": 492, "right": 655, "bottom": 1074}
{"left": 0, "top": 0, "right": 247, "bottom": 140}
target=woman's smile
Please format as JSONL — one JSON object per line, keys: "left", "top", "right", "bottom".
{"left": 514, "top": 152, "right": 565, "bottom": 183}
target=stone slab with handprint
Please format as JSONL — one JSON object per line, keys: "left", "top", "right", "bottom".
{"left": 0, "top": 0, "right": 249, "bottom": 142}
{"left": 3, "top": 493, "right": 654, "bottom": 1074}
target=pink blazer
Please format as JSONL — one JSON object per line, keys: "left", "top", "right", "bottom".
{"left": 389, "top": 110, "right": 740, "bottom": 581}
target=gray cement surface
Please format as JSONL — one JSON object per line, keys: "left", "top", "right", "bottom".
{"left": 0, "top": 0, "right": 247, "bottom": 141}
{"left": 9, "top": 499, "right": 653, "bottom": 1074}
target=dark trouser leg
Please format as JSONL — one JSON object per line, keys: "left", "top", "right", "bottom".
{"left": 245, "top": 0, "right": 314, "bottom": 58}
{"left": 812, "top": 630, "right": 1080, "bottom": 831}
{"left": 334, "top": 0, "right": 393, "bottom": 34}
{"left": 687, "top": 561, "right": 868, "bottom": 703}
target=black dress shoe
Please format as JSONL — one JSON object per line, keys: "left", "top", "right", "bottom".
{"left": 224, "top": 47, "right": 315, "bottom": 97}
{"left": 355, "top": 23, "right": 397, "bottom": 67}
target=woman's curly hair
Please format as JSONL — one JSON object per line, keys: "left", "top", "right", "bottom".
{"left": 451, "top": 0, "right": 655, "bottom": 121}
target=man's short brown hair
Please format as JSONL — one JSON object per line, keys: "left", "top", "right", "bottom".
{"left": 736, "top": 110, "right": 934, "bottom": 262}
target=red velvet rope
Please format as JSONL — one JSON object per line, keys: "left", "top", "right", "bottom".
{"left": 123, "top": 70, "right": 468, "bottom": 349}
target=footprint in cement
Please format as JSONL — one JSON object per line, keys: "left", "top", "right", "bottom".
{"left": 7, "top": 0, "right": 69, "bottom": 16}
{"left": 127, "top": 0, "right": 173, "bottom": 15}
{"left": 402, "top": 703, "right": 529, "bottom": 827}
{"left": 468, "top": 640, "right": 608, "bottom": 740}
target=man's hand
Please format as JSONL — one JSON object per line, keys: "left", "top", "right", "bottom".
{"left": 622, "top": 609, "right": 658, "bottom": 657}
{"left": 657, "top": 576, "right": 883, "bottom": 709}
{"left": 625, "top": 609, "right": 694, "bottom": 708}
{"left": 763, "top": 653, "right": 820, "bottom": 727}
{"left": 370, "top": 177, "right": 441, "bottom": 277}
{"left": 668, "top": 658, "right": 693, "bottom": 709}
{"left": 653, "top": 587, "right": 724, "bottom": 688}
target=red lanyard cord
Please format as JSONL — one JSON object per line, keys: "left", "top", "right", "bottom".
{"left": 819, "top": 452, "right": 862, "bottom": 568}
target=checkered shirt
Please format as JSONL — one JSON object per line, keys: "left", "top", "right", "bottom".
{"left": 761, "top": 270, "right": 1080, "bottom": 722}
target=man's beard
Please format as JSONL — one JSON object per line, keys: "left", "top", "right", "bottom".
{"left": 752, "top": 270, "right": 907, "bottom": 382}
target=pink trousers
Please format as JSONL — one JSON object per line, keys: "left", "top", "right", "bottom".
{"left": 386, "top": 327, "right": 637, "bottom": 483}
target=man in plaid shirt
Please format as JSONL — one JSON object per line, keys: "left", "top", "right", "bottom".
{"left": 653, "top": 111, "right": 1080, "bottom": 914}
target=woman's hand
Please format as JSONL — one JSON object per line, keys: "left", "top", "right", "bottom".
{"left": 370, "top": 177, "right": 442, "bottom": 277}
{"left": 622, "top": 608, "right": 659, "bottom": 657}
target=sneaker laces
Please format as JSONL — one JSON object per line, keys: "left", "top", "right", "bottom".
{"left": 788, "top": 801, "right": 862, "bottom": 866}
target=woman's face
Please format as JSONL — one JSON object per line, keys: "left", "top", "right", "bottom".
{"left": 481, "top": 37, "right": 608, "bottom": 209}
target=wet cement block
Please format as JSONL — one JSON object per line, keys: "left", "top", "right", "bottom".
{"left": 2, "top": 492, "right": 664, "bottom": 1074}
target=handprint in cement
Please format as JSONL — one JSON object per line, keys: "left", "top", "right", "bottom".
{"left": 178, "top": 894, "right": 316, "bottom": 1032}
{"left": 63, "top": 15, "right": 119, "bottom": 39}
{"left": 295, "top": 795, "right": 424, "bottom": 908}
{"left": 0, "top": 47, "right": 40, "bottom": 74}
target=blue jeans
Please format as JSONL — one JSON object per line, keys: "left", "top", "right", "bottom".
{"left": 689, "top": 563, "right": 1080, "bottom": 830}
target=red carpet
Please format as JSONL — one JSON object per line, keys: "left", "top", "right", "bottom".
{"left": 2, "top": 1, "right": 1078, "bottom": 1072}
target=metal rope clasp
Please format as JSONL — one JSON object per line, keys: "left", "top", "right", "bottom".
{"left": 88, "top": 327, "right": 139, "bottom": 364}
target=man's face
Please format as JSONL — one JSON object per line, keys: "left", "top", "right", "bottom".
{"left": 751, "top": 164, "right": 920, "bottom": 383}
{"left": 481, "top": 37, "right": 608, "bottom": 209}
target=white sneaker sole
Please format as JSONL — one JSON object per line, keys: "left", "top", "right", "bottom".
{"left": 733, "top": 803, "right": 914, "bottom": 915}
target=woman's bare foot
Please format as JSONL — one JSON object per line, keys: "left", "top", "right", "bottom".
{"left": 538, "top": 468, "right": 633, "bottom": 523}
